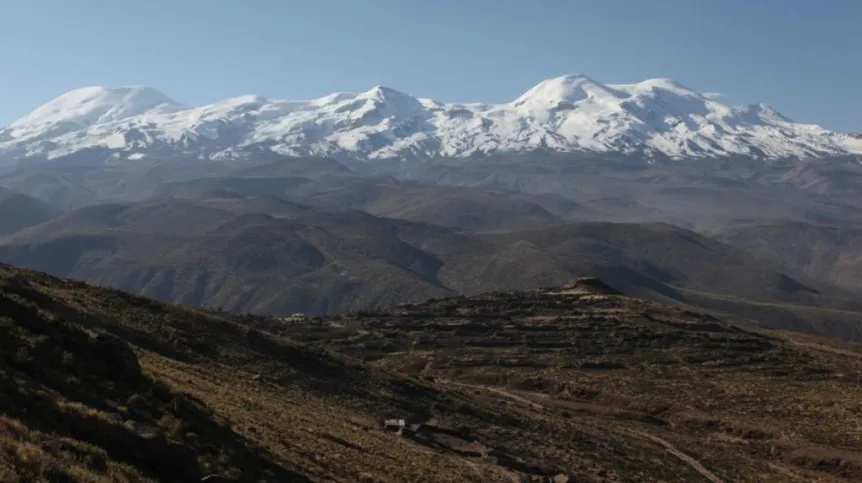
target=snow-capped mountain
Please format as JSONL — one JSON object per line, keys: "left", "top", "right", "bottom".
{"left": 2, "top": 86, "right": 185, "bottom": 145}
{"left": 1, "top": 75, "right": 860, "bottom": 164}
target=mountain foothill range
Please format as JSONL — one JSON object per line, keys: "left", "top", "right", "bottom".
{"left": 2, "top": 76, "right": 862, "bottom": 482}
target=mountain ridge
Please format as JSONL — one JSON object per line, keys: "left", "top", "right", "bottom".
{"left": 2, "top": 75, "right": 860, "bottom": 165}
{"left": 0, "top": 186, "right": 61, "bottom": 235}
{"left": 4, "top": 193, "right": 862, "bottom": 341}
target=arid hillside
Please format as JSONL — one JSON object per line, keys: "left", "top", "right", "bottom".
{"left": 2, "top": 265, "right": 862, "bottom": 482}
{"left": 718, "top": 221, "right": 862, "bottom": 293}
{"left": 4, "top": 194, "right": 862, "bottom": 342}
{"left": 0, "top": 187, "right": 59, "bottom": 236}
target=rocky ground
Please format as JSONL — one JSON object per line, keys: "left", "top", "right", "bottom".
{"left": 2, "top": 266, "right": 862, "bottom": 482}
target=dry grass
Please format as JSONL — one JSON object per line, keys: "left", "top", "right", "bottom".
{"left": 2, "top": 266, "right": 862, "bottom": 481}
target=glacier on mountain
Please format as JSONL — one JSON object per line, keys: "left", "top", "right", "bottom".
{"left": 1, "top": 75, "right": 859, "bottom": 164}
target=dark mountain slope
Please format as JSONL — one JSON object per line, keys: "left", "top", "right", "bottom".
{"left": 428, "top": 222, "right": 857, "bottom": 308}
{"left": 5, "top": 264, "right": 860, "bottom": 481}
{"left": 397, "top": 157, "right": 862, "bottom": 232}
{"left": 756, "top": 157, "right": 862, "bottom": 198}
{"left": 0, "top": 199, "right": 454, "bottom": 315}
{"left": 0, "top": 264, "right": 550, "bottom": 482}
{"left": 156, "top": 175, "right": 313, "bottom": 200}
{"left": 1, "top": 197, "right": 861, "bottom": 340}
{"left": 160, "top": 175, "right": 586, "bottom": 232}
{"left": 424, "top": 222, "right": 862, "bottom": 340}
{"left": 300, "top": 178, "right": 586, "bottom": 232}
{"left": 0, "top": 155, "right": 353, "bottom": 210}
{"left": 718, "top": 221, "right": 862, "bottom": 293}
{"left": 0, "top": 187, "right": 60, "bottom": 235}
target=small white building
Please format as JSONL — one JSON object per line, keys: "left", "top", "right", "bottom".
{"left": 384, "top": 419, "right": 406, "bottom": 430}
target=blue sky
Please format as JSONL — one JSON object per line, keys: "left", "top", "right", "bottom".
{"left": 2, "top": 0, "right": 859, "bottom": 131}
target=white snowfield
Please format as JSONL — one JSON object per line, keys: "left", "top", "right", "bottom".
{"left": 1, "top": 75, "right": 859, "bottom": 162}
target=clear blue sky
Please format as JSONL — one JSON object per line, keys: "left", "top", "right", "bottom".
{"left": 2, "top": 0, "right": 859, "bottom": 131}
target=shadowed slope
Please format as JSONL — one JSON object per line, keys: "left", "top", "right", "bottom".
{"left": 718, "top": 221, "right": 862, "bottom": 293}
{"left": 4, "top": 265, "right": 862, "bottom": 481}
{"left": 2, "top": 196, "right": 862, "bottom": 340}
{"left": 0, "top": 187, "right": 60, "bottom": 235}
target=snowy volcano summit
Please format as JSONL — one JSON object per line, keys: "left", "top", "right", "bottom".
{"left": 1, "top": 75, "right": 860, "bottom": 164}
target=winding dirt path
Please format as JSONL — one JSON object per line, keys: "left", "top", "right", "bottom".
{"left": 780, "top": 335, "right": 862, "bottom": 359}
{"left": 629, "top": 430, "right": 726, "bottom": 483}
{"left": 444, "top": 380, "right": 726, "bottom": 483}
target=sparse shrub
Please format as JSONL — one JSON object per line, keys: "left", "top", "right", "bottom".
{"left": 158, "top": 415, "right": 185, "bottom": 439}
